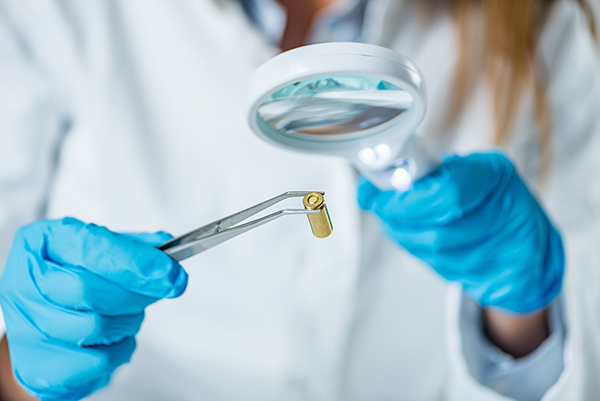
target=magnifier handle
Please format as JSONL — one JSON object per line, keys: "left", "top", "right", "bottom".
{"left": 360, "top": 135, "right": 442, "bottom": 192}
{"left": 403, "top": 134, "right": 443, "bottom": 180}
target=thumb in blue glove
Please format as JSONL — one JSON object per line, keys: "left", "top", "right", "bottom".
{"left": 358, "top": 152, "right": 564, "bottom": 314}
{"left": 0, "top": 217, "right": 188, "bottom": 401}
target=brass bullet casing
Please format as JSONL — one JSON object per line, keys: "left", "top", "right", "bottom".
{"left": 302, "top": 192, "right": 333, "bottom": 238}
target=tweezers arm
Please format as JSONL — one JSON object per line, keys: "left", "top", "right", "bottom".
{"left": 163, "top": 209, "right": 320, "bottom": 262}
{"left": 159, "top": 191, "right": 317, "bottom": 251}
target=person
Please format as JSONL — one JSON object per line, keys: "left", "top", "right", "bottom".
{"left": 0, "top": 0, "right": 598, "bottom": 400}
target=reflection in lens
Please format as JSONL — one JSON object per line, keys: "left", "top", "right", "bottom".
{"left": 258, "top": 76, "right": 413, "bottom": 136}
{"left": 359, "top": 148, "right": 376, "bottom": 164}
{"left": 375, "top": 144, "right": 391, "bottom": 158}
{"left": 391, "top": 167, "right": 411, "bottom": 190}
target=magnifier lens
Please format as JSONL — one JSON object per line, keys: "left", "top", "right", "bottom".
{"left": 257, "top": 75, "right": 414, "bottom": 136}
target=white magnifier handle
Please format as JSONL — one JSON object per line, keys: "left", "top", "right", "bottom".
{"left": 359, "top": 135, "right": 443, "bottom": 192}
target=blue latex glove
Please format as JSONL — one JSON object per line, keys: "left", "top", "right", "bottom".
{"left": 0, "top": 218, "right": 188, "bottom": 401}
{"left": 358, "top": 152, "right": 564, "bottom": 314}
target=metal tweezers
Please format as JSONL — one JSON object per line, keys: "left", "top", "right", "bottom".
{"left": 159, "top": 191, "right": 323, "bottom": 261}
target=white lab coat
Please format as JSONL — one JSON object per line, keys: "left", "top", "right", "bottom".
{"left": 0, "top": 0, "right": 598, "bottom": 400}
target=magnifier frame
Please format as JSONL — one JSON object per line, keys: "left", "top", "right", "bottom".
{"left": 246, "top": 43, "right": 428, "bottom": 158}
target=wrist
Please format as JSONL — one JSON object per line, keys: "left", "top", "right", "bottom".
{"left": 482, "top": 308, "right": 550, "bottom": 358}
{"left": 0, "top": 335, "right": 36, "bottom": 401}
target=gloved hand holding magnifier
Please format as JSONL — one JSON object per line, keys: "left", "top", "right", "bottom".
{"left": 247, "top": 43, "right": 564, "bottom": 315}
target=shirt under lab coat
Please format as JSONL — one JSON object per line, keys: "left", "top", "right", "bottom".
{"left": 0, "top": 0, "right": 598, "bottom": 400}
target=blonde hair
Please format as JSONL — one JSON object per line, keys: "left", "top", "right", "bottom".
{"left": 443, "top": 0, "right": 596, "bottom": 172}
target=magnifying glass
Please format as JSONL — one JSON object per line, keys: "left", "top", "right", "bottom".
{"left": 246, "top": 43, "right": 441, "bottom": 191}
